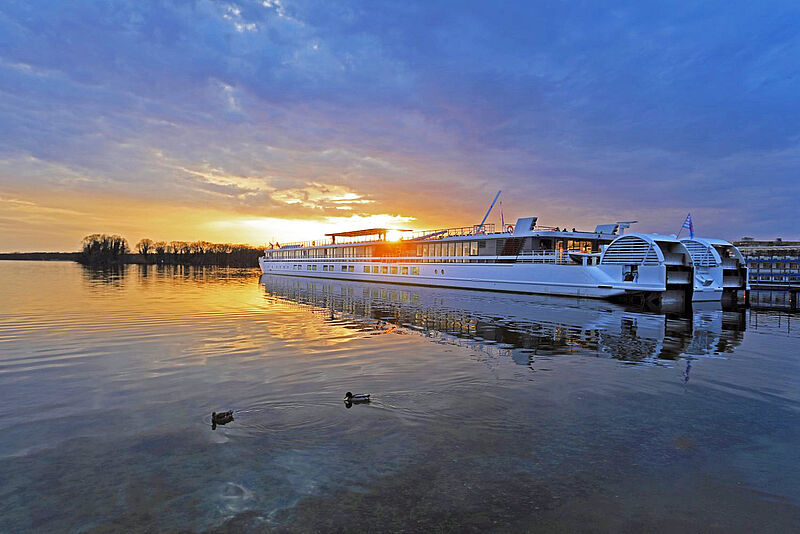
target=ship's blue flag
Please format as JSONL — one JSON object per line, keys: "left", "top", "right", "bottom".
{"left": 682, "top": 213, "right": 694, "bottom": 238}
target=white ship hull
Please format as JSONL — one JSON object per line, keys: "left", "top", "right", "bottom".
{"left": 258, "top": 258, "right": 667, "bottom": 299}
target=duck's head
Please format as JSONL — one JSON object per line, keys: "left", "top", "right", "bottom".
{"left": 344, "top": 392, "right": 353, "bottom": 401}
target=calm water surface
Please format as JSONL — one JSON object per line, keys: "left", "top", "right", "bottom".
{"left": 1, "top": 261, "right": 799, "bottom": 532}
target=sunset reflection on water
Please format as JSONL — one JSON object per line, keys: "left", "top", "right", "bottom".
{"left": 1, "top": 262, "right": 799, "bottom": 532}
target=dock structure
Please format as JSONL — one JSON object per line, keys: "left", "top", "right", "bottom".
{"left": 744, "top": 283, "right": 800, "bottom": 312}
{"left": 730, "top": 237, "right": 800, "bottom": 310}
{"left": 733, "top": 237, "right": 800, "bottom": 289}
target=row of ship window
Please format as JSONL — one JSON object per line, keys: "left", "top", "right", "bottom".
{"left": 292, "top": 264, "right": 421, "bottom": 275}
{"left": 747, "top": 262, "right": 800, "bottom": 270}
{"left": 269, "top": 241, "right": 482, "bottom": 259}
{"left": 751, "top": 274, "right": 800, "bottom": 281}
{"left": 268, "top": 239, "right": 600, "bottom": 260}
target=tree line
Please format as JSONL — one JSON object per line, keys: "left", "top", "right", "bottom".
{"left": 79, "top": 234, "right": 263, "bottom": 267}
{"left": 134, "top": 238, "right": 262, "bottom": 266}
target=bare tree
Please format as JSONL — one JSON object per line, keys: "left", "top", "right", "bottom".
{"left": 136, "top": 238, "right": 154, "bottom": 256}
{"left": 79, "top": 234, "right": 129, "bottom": 265}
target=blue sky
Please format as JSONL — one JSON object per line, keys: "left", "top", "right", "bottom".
{"left": 1, "top": 0, "right": 798, "bottom": 250}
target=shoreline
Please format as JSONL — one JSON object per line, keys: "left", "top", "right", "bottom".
{"left": 0, "top": 253, "right": 258, "bottom": 267}
{"left": 0, "top": 252, "right": 81, "bottom": 261}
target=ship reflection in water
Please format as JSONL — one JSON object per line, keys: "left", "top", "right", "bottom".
{"left": 258, "top": 274, "right": 746, "bottom": 368}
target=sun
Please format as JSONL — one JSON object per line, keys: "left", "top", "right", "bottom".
{"left": 385, "top": 229, "right": 404, "bottom": 242}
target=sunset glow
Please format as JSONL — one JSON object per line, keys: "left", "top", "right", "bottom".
{"left": 385, "top": 230, "right": 405, "bottom": 242}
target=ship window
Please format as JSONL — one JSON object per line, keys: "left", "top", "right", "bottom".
{"left": 435, "top": 269, "right": 438, "bottom": 274}
{"left": 401, "top": 266, "right": 409, "bottom": 275}
{"left": 372, "top": 266, "right": 379, "bottom": 273}
{"left": 411, "top": 267, "right": 419, "bottom": 275}
{"left": 341, "top": 265, "right": 347, "bottom": 271}
{"left": 434, "top": 243, "right": 442, "bottom": 258}
{"left": 322, "top": 265, "right": 328, "bottom": 271}
{"left": 307, "top": 265, "right": 311, "bottom": 270}
{"left": 381, "top": 266, "right": 388, "bottom": 274}
{"left": 391, "top": 266, "right": 398, "bottom": 274}
{"left": 441, "top": 269, "right": 445, "bottom": 275}
{"left": 363, "top": 266, "right": 370, "bottom": 273}
{"left": 348, "top": 265, "right": 354, "bottom": 272}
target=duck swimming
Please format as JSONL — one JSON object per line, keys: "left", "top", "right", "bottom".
{"left": 343, "top": 392, "right": 370, "bottom": 403}
{"left": 212, "top": 411, "right": 234, "bottom": 425}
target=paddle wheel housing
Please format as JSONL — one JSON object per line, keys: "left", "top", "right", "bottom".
{"left": 600, "top": 234, "right": 693, "bottom": 310}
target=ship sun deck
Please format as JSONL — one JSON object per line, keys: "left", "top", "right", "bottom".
{"left": 264, "top": 223, "right": 611, "bottom": 266}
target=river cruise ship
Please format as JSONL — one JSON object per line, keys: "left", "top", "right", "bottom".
{"left": 258, "top": 217, "right": 749, "bottom": 305}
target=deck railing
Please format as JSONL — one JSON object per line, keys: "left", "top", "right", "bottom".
{"left": 269, "top": 223, "right": 596, "bottom": 250}
{"left": 261, "top": 250, "right": 584, "bottom": 265}
{"left": 273, "top": 223, "right": 503, "bottom": 249}
{"left": 404, "top": 224, "right": 497, "bottom": 240}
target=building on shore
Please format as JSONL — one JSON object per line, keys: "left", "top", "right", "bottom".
{"left": 732, "top": 237, "right": 800, "bottom": 285}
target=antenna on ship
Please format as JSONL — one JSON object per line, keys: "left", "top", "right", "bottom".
{"left": 477, "top": 190, "right": 502, "bottom": 233}
{"left": 616, "top": 221, "right": 638, "bottom": 235}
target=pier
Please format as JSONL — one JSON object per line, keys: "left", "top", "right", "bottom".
{"left": 747, "top": 283, "right": 800, "bottom": 312}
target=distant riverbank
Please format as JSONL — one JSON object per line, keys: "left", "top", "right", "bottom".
{"left": 0, "top": 252, "right": 81, "bottom": 261}
{"left": 66, "top": 233, "right": 265, "bottom": 267}
{"left": 0, "top": 250, "right": 262, "bottom": 267}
